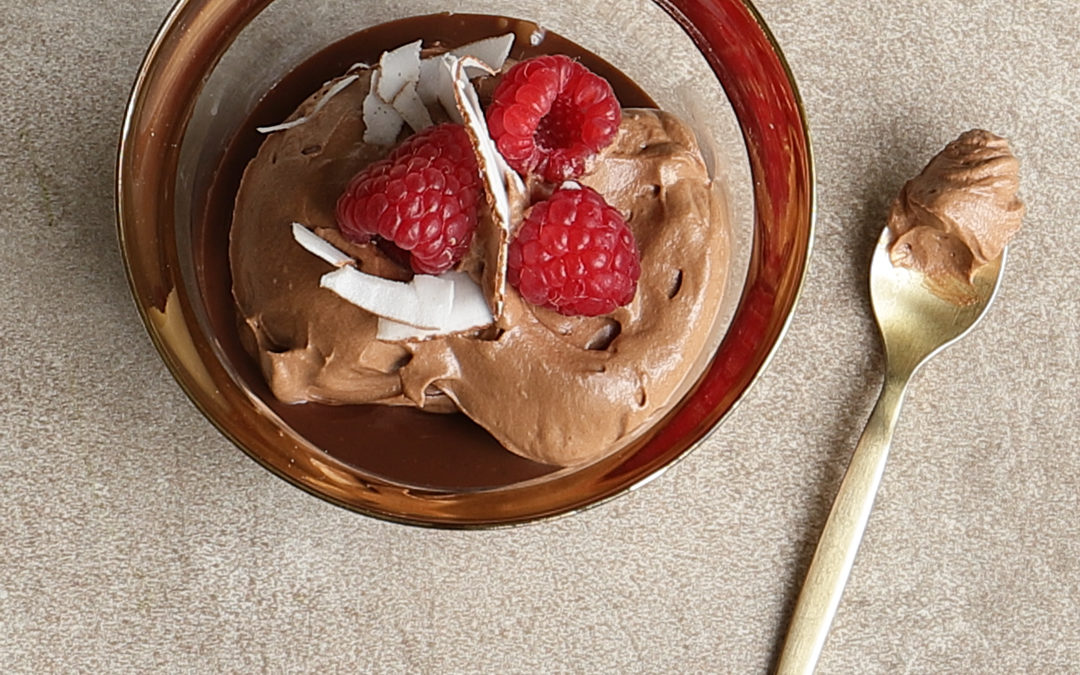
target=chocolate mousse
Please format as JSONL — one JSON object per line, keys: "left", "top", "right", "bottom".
{"left": 229, "top": 20, "right": 731, "bottom": 467}
{"left": 887, "top": 129, "right": 1023, "bottom": 304}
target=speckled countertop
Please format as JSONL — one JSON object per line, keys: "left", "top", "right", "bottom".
{"left": 1, "top": 1, "right": 1078, "bottom": 672}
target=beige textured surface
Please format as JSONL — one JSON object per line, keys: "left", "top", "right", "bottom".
{"left": 2, "top": 1, "right": 1078, "bottom": 672}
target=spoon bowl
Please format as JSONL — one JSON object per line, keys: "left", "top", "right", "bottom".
{"left": 776, "top": 226, "right": 1007, "bottom": 674}
{"left": 871, "top": 228, "right": 1007, "bottom": 379}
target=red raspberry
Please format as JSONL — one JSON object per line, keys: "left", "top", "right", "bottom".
{"left": 507, "top": 185, "right": 640, "bottom": 316}
{"left": 336, "top": 123, "right": 481, "bottom": 274}
{"left": 487, "top": 55, "right": 621, "bottom": 183}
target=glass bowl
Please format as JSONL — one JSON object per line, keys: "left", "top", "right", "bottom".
{"left": 117, "top": 0, "right": 814, "bottom": 527}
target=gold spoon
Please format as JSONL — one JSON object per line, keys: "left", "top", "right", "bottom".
{"left": 776, "top": 226, "right": 1007, "bottom": 674}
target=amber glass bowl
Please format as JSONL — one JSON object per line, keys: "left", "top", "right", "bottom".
{"left": 117, "top": 0, "right": 814, "bottom": 527}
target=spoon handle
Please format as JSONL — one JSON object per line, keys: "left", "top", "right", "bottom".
{"left": 776, "top": 372, "right": 910, "bottom": 675}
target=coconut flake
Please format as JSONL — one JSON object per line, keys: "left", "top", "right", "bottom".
{"left": 363, "top": 70, "right": 404, "bottom": 145}
{"left": 416, "top": 56, "right": 444, "bottom": 106}
{"left": 414, "top": 33, "right": 514, "bottom": 107}
{"left": 410, "top": 274, "right": 454, "bottom": 327}
{"left": 392, "top": 81, "right": 433, "bottom": 132}
{"left": 451, "top": 57, "right": 510, "bottom": 221}
{"left": 441, "top": 271, "right": 497, "bottom": 329}
{"left": 434, "top": 54, "right": 465, "bottom": 124}
{"left": 447, "top": 55, "right": 525, "bottom": 318}
{"left": 292, "top": 223, "right": 485, "bottom": 334}
{"left": 451, "top": 33, "right": 515, "bottom": 74}
{"left": 256, "top": 117, "right": 308, "bottom": 135}
{"left": 255, "top": 35, "right": 514, "bottom": 136}
{"left": 257, "top": 74, "right": 360, "bottom": 134}
{"left": 375, "top": 319, "right": 435, "bottom": 342}
{"left": 377, "top": 39, "right": 423, "bottom": 103}
{"left": 320, "top": 267, "right": 455, "bottom": 330}
{"left": 376, "top": 272, "right": 494, "bottom": 341}
{"left": 454, "top": 56, "right": 526, "bottom": 196}
{"left": 291, "top": 222, "right": 353, "bottom": 267}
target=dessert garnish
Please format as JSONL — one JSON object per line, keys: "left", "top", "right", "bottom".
{"left": 284, "top": 38, "right": 526, "bottom": 339}
{"left": 291, "top": 222, "right": 493, "bottom": 335}
{"left": 507, "top": 183, "right": 640, "bottom": 316}
{"left": 336, "top": 123, "right": 482, "bottom": 274}
{"left": 337, "top": 39, "right": 524, "bottom": 322}
{"left": 324, "top": 44, "right": 636, "bottom": 323}
{"left": 887, "top": 129, "right": 1023, "bottom": 305}
{"left": 487, "top": 54, "right": 621, "bottom": 182}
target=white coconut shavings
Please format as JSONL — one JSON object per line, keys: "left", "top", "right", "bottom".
{"left": 320, "top": 266, "right": 454, "bottom": 330}
{"left": 446, "top": 54, "right": 524, "bottom": 318}
{"left": 290, "top": 223, "right": 493, "bottom": 337}
{"left": 256, "top": 74, "right": 360, "bottom": 134}
{"left": 434, "top": 54, "right": 465, "bottom": 125}
{"left": 363, "top": 69, "right": 406, "bottom": 145}
{"left": 368, "top": 34, "right": 517, "bottom": 135}
{"left": 450, "top": 33, "right": 514, "bottom": 74}
{"left": 365, "top": 39, "right": 446, "bottom": 140}
{"left": 377, "top": 40, "right": 423, "bottom": 102}
{"left": 391, "top": 82, "right": 433, "bottom": 133}
{"left": 290, "top": 223, "right": 353, "bottom": 267}
{"left": 415, "top": 57, "right": 445, "bottom": 106}
{"left": 282, "top": 34, "right": 529, "bottom": 337}
{"left": 293, "top": 222, "right": 451, "bottom": 329}
{"left": 376, "top": 271, "right": 494, "bottom": 341}
{"left": 450, "top": 56, "right": 512, "bottom": 235}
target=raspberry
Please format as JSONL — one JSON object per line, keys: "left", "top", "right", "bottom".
{"left": 336, "top": 123, "right": 481, "bottom": 274}
{"left": 487, "top": 55, "right": 621, "bottom": 183}
{"left": 507, "top": 185, "right": 640, "bottom": 316}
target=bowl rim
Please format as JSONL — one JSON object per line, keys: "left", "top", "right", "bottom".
{"left": 116, "top": 0, "right": 816, "bottom": 528}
